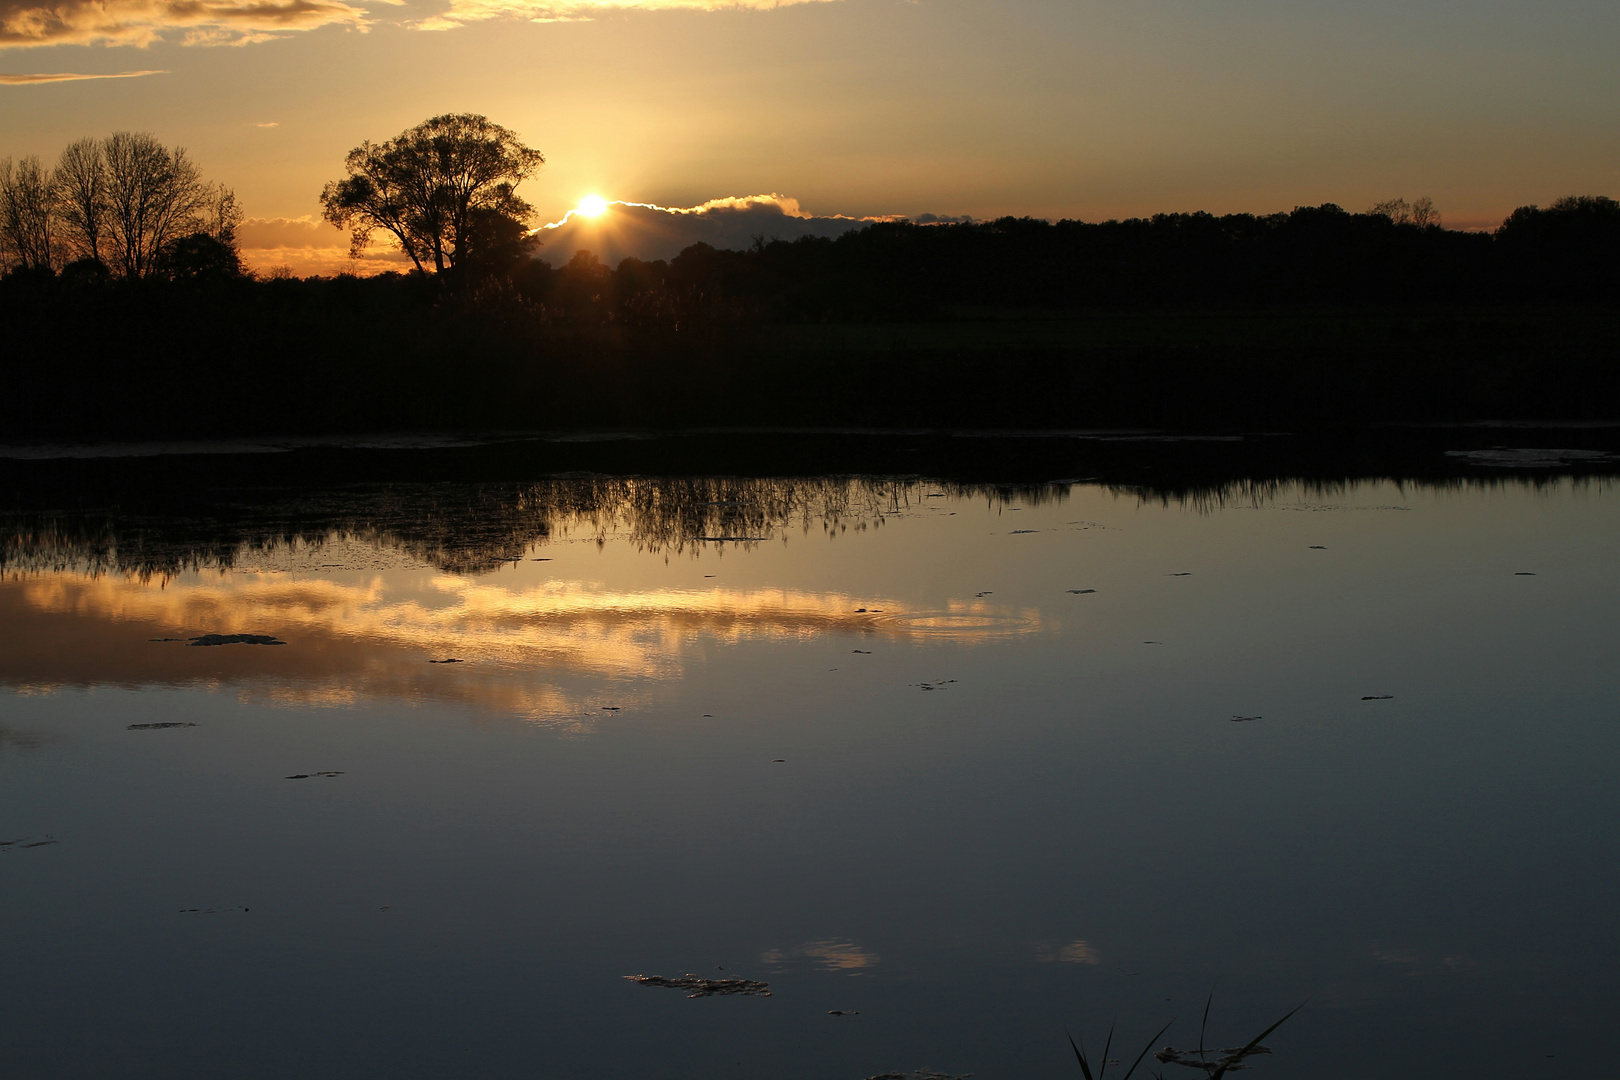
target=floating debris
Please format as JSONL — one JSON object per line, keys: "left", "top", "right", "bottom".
{"left": 178, "top": 906, "right": 249, "bottom": 914}
{"left": 865, "top": 1070, "right": 971, "bottom": 1080}
{"left": 828, "top": 1010, "right": 860, "bottom": 1016}
{"left": 20, "top": 839, "right": 58, "bottom": 848}
{"left": 975, "top": 591, "right": 993, "bottom": 597}
{"left": 187, "top": 634, "right": 285, "bottom": 647}
{"left": 914, "top": 679, "right": 958, "bottom": 691}
{"left": 696, "top": 536, "right": 769, "bottom": 543}
{"left": 600, "top": 706, "right": 621, "bottom": 711}
{"left": 1515, "top": 572, "right": 1536, "bottom": 576}
{"left": 1168, "top": 572, "right": 1193, "bottom": 577}
{"left": 531, "top": 558, "right": 552, "bottom": 561}
{"left": 1156, "top": 1044, "right": 1273, "bottom": 1074}
{"left": 147, "top": 637, "right": 187, "bottom": 642}
{"left": 1010, "top": 529, "right": 1039, "bottom": 534}
{"left": 772, "top": 759, "right": 786, "bottom": 763}
{"left": 853, "top": 649, "right": 872, "bottom": 654}
{"left": 1309, "top": 545, "right": 1327, "bottom": 549}
{"left": 624, "top": 974, "right": 771, "bottom": 998}
{"left": 428, "top": 658, "right": 463, "bottom": 664}
{"left": 285, "top": 771, "right": 344, "bottom": 779}
{"left": 1144, "top": 641, "right": 1163, "bottom": 645}
{"left": 1361, "top": 695, "right": 1395, "bottom": 701}
{"left": 127, "top": 722, "right": 196, "bottom": 730}
{"left": 1066, "top": 589, "right": 1096, "bottom": 594}
{"left": 1230, "top": 715, "right": 1262, "bottom": 722}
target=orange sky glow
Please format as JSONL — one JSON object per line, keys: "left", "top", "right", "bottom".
{"left": 4, "top": 0, "right": 1617, "bottom": 275}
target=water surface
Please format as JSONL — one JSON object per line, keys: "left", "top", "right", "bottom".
{"left": 3, "top": 460, "right": 1617, "bottom": 1079}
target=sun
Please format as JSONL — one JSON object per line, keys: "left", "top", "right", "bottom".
{"left": 575, "top": 195, "right": 609, "bottom": 218}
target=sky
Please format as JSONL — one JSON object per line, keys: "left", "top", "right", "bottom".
{"left": 3, "top": 0, "right": 1618, "bottom": 273}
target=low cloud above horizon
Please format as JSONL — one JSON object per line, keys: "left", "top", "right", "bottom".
{"left": 0, "top": 68, "right": 166, "bottom": 83}
{"left": 536, "top": 195, "right": 967, "bottom": 265}
{"left": 237, "top": 196, "right": 967, "bottom": 278}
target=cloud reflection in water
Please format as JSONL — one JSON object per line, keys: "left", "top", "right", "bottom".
{"left": 1, "top": 568, "right": 1041, "bottom": 720}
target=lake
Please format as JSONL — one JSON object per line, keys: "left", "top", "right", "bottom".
{"left": 2, "top": 431, "right": 1616, "bottom": 1080}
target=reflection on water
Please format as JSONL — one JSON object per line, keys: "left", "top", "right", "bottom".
{"left": 3, "top": 476, "right": 984, "bottom": 579}
{"left": 0, "top": 476, "right": 1072, "bottom": 718}
{"left": 2, "top": 458, "right": 1619, "bottom": 1080}
{"left": 1, "top": 560, "right": 1043, "bottom": 718}
{"left": 762, "top": 939, "right": 882, "bottom": 973}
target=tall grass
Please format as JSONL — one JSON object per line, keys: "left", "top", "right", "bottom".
{"left": 1069, "top": 995, "right": 1303, "bottom": 1080}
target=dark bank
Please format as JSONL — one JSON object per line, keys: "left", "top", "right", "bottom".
{"left": 4, "top": 196, "right": 1619, "bottom": 442}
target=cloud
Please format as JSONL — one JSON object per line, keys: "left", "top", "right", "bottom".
{"left": 237, "top": 197, "right": 967, "bottom": 278}
{"left": 0, "top": 0, "right": 372, "bottom": 49}
{"left": 254, "top": 120, "right": 279, "bottom": 127}
{"left": 415, "top": 0, "right": 838, "bottom": 32}
{"left": 536, "top": 193, "right": 916, "bottom": 264}
{"left": 0, "top": 68, "right": 166, "bottom": 82}
{"left": 237, "top": 215, "right": 407, "bottom": 278}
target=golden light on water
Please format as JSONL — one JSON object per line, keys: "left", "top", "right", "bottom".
{"left": 0, "top": 568, "right": 1041, "bottom": 720}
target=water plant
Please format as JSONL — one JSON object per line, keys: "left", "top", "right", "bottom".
{"left": 1069, "top": 995, "right": 1303, "bottom": 1080}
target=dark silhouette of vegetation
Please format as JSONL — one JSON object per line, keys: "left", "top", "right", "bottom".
{"left": 2, "top": 188, "right": 1618, "bottom": 441}
{"left": 319, "top": 113, "right": 543, "bottom": 279}
{"left": 0, "top": 131, "right": 240, "bottom": 281}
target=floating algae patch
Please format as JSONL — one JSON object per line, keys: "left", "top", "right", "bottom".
{"left": 127, "top": 722, "right": 197, "bottom": 730}
{"left": 624, "top": 974, "right": 772, "bottom": 998}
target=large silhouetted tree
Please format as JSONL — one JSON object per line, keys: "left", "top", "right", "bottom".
{"left": 319, "top": 114, "right": 543, "bottom": 278}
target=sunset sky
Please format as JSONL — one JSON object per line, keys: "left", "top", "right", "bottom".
{"left": 3, "top": 0, "right": 1617, "bottom": 271}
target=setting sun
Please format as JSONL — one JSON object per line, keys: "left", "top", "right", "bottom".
{"left": 576, "top": 195, "right": 609, "bottom": 218}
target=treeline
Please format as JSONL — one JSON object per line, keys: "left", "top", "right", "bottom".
{"left": 0, "top": 132, "right": 241, "bottom": 282}
{"left": 485, "top": 195, "right": 1618, "bottom": 321}
{"left": 2, "top": 192, "right": 1618, "bottom": 441}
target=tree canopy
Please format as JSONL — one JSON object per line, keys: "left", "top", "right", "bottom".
{"left": 0, "top": 132, "right": 239, "bottom": 280}
{"left": 319, "top": 113, "right": 544, "bottom": 278}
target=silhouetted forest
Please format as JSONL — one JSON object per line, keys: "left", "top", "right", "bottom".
{"left": 4, "top": 197, "right": 1618, "bottom": 440}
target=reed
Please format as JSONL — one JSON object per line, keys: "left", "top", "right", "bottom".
{"left": 1069, "top": 995, "right": 1303, "bottom": 1080}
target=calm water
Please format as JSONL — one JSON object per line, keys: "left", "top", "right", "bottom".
{"left": 2, "top": 456, "right": 1617, "bottom": 1079}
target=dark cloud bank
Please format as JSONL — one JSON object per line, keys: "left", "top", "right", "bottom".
{"left": 534, "top": 195, "right": 971, "bottom": 265}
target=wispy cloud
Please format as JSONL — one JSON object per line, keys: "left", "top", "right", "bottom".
{"left": 415, "top": 0, "right": 838, "bottom": 32}
{"left": 255, "top": 120, "right": 280, "bottom": 127}
{"left": 0, "top": 0, "right": 372, "bottom": 49}
{"left": 0, "top": 68, "right": 166, "bottom": 83}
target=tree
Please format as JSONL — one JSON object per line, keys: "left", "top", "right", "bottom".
{"left": 320, "top": 113, "right": 544, "bottom": 278}
{"left": 0, "top": 155, "right": 59, "bottom": 273}
{"left": 54, "top": 137, "right": 108, "bottom": 265}
{"left": 103, "top": 132, "right": 223, "bottom": 279}
{"left": 1370, "top": 196, "right": 1441, "bottom": 228}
